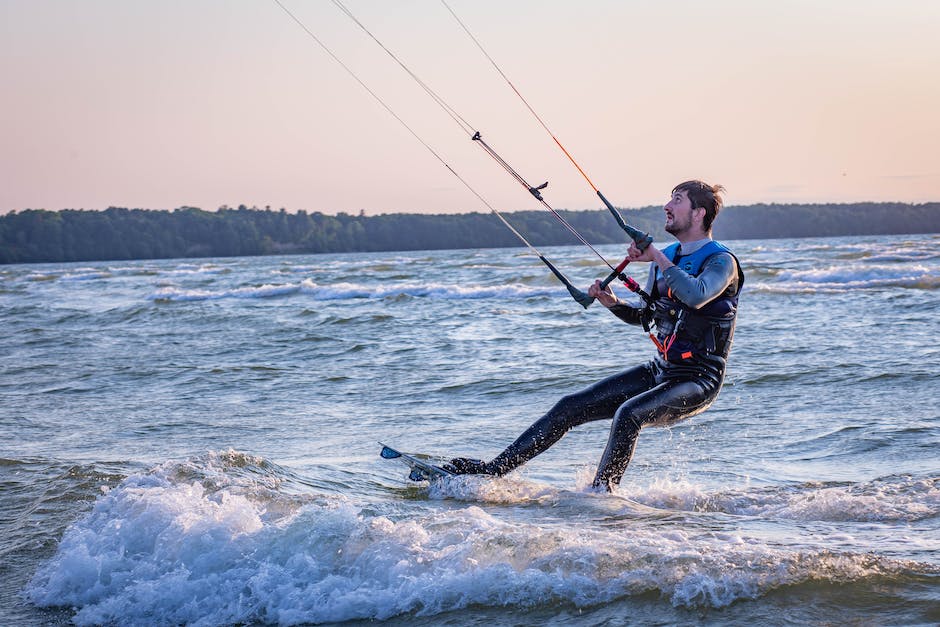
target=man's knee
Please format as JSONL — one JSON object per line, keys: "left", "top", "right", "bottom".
{"left": 612, "top": 406, "right": 645, "bottom": 436}
{"left": 548, "top": 391, "right": 588, "bottom": 418}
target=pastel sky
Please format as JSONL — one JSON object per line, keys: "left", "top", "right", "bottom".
{"left": 2, "top": 0, "right": 939, "bottom": 215}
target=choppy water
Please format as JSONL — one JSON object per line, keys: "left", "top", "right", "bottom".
{"left": 1, "top": 234, "right": 939, "bottom": 626}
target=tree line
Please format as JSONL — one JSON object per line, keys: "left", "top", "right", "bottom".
{"left": 1, "top": 202, "right": 937, "bottom": 264}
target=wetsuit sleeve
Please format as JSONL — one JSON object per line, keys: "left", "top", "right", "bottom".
{"left": 608, "top": 303, "right": 644, "bottom": 326}
{"left": 644, "top": 264, "right": 656, "bottom": 294}
{"left": 606, "top": 266, "right": 656, "bottom": 326}
{"left": 662, "top": 252, "right": 737, "bottom": 309}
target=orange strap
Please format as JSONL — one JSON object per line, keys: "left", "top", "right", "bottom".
{"left": 649, "top": 333, "right": 676, "bottom": 359}
{"left": 649, "top": 333, "right": 694, "bottom": 360}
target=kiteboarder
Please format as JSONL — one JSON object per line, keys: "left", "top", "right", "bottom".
{"left": 446, "top": 180, "right": 744, "bottom": 491}
{"left": 288, "top": 1, "right": 744, "bottom": 491}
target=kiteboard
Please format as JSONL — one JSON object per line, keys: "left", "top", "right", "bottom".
{"left": 379, "top": 442, "right": 455, "bottom": 482}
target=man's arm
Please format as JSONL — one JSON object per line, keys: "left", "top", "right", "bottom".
{"left": 663, "top": 253, "right": 737, "bottom": 309}
{"left": 607, "top": 302, "right": 645, "bottom": 326}
{"left": 587, "top": 265, "right": 655, "bottom": 327}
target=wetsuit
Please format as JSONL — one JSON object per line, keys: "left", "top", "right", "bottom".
{"left": 447, "top": 238, "right": 744, "bottom": 490}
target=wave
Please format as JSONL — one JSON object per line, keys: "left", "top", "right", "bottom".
{"left": 147, "top": 280, "right": 558, "bottom": 302}
{"left": 148, "top": 282, "right": 302, "bottom": 302}
{"left": 425, "top": 470, "right": 940, "bottom": 524}
{"left": 59, "top": 270, "right": 112, "bottom": 282}
{"left": 13, "top": 265, "right": 225, "bottom": 286}
{"left": 24, "top": 273, "right": 58, "bottom": 282}
{"left": 780, "top": 264, "right": 933, "bottom": 284}
{"left": 865, "top": 251, "right": 940, "bottom": 263}
{"left": 621, "top": 476, "right": 940, "bottom": 523}
{"left": 26, "top": 452, "right": 937, "bottom": 626}
{"left": 162, "top": 264, "right": 232, "bottom": 276}
{"left": 751, "top": 263, "right": 940, "bottom": 293}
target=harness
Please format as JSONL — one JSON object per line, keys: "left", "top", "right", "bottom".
{"left": 646, "top": 241, "right": 744, "bottom": 362}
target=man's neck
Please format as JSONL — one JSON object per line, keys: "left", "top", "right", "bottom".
{"left": 675, "top": 230, "right": 710, "bottom": 245}
{"left": 674, "top": 238, "right": 711, "bottom": 257}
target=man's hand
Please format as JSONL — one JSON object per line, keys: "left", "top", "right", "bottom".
{"left": 629, "top": 241, "right": 674, "bottom": 274}
{"left": 588, "top": 280, "right": 619, "bottom": 308}
{"left": 628, "top": 241, "right": 658, "bottom": 263}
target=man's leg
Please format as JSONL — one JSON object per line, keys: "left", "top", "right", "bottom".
{"left": 591, "top": 378, "right": 716, "bottom": 491}
{"left": 449, "top": 363, "right": 657, "bottom": 475}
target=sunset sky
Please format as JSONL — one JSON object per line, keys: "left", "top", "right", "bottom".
{"left": 2, "top": 0, "right": 939, "bottom": 215}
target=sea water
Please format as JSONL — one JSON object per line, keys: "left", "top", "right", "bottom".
{"left": 1, "top": 234, "right": 938, "bottom": 626}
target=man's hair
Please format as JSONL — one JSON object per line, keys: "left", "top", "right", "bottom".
{"left": 673, "top": 180, "right": 725, "bottom": 232}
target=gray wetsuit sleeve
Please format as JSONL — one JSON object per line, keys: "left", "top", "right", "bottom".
{"left": 662, "top": 252, "right": 737, "bottom": 309}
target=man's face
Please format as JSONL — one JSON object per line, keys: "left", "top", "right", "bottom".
{"left": 664, "top": 190, "right": 694, "bottom": 235}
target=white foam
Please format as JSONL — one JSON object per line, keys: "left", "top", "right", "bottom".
{"left": 299, "top": 279, "right": 555, "bottom": 301}
{"left": 27, "top": 454, "right": 932, "bottom": 625}
{"left": 754, "top": 263, "right": 940, "bottom": 293}
{"left": 24, "top": 272, "right": 58, "bottom": 282}
{"left": 148, "top": 283, "right": 301, "bottom": 301}
{"left": 60, "top": 270, "right": 112, "bottom": 281}
{"left": 622, "top": 476, "right": 940, "bottom": 522}
{"left": 147, "top": 280, "right": 556, "bottom": 302}
{"left": 427, "top": 473, "right": 566, "bottom": 505}
{"left": 163, "top": 264, "right": 230, "bottom": 276}
{"left": 780, "top": 263, "right": 932, "bottom": 284}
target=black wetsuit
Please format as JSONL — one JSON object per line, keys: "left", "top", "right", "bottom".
{"left": 448, "top": 239, "right": 744, "bottom": 490}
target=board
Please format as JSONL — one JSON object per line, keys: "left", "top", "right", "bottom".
{"left": 379, "top": 442, "right": 455, "bottom": 482}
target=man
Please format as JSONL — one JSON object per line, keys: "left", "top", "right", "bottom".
{"left": 446, "top": 180, "right": 744, "bottom": 491}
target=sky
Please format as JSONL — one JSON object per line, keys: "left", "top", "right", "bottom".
{"left": 2, "top": 0, "right": 939, "bottom": 215}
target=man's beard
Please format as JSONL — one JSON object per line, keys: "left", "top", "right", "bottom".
{"left": 665, "top": 214, "right": 691, "bottom": 236}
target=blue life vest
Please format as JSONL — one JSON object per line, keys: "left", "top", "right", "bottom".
{"left": 655, "top": 240, "right": 737, "bottom": 282}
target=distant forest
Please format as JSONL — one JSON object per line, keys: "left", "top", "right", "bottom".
{"left": 1, "top": 202, "right": 938, "bottom": 264}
